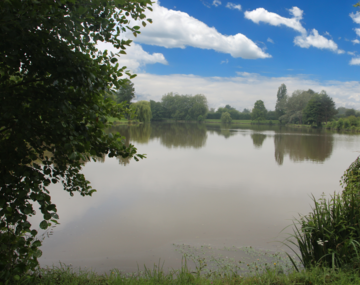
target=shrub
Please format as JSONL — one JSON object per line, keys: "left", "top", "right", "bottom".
{"left": 351, "top": 125, "right": 356, "bottom": 132}
{"left": 348, "top": 115, "right": 359, "bottom": 126}
{"left": 197, "top": 115, "right": 204, "bottom": 122}
{"left": 343, "top": 119, "right": 351, "bottom": 129}
{"left": 337, "top": 118, "right": 344, "bottom": 129}
{"left": 287, "top": 157, "right": 360, "bottom": 270}
{"left": 221, "top": 112, "right": 232, "bottom": 124}
{"left": 330, "top": 120, "right": 337, "bottom": 129}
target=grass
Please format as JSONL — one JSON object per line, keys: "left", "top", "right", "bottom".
{"left": 18, "top": 261, "right": 360, "bottom": 284}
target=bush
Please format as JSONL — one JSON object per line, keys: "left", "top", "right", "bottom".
{"left": 287, "top": 157, "right": 360, "bottom": 270}
{"left": 221, "top": 112, "right": 232, "bottom": 124}
{"left": 330, "top": 120, "right": 337, "bottom": 129}
{"left": 337, "top": 118, "right": 344, "bottom": 129}
{"left": 343, "top": 119, "right": 351, "bottom": 129}
{"left": 348, "top": 115, "right": 359, "bottom": 126}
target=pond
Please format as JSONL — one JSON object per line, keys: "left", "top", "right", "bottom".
{"left": 32, "top": 123, "right": 360, "bottom": 273}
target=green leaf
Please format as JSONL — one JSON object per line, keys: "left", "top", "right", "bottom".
{"left": 39, "top": 220, "right": 48, "bottom": 230}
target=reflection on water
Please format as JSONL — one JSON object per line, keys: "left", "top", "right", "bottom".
{"left": 251, "top": 133, "right": 267, "bottom": 148}
{"left": 107, "top": 123, "right": 335, "bottom": 165}
{"left": 35, "top": 122, "right": 360, "bottom": 273}
{"left": 274, "top": 133, "right": 333, "bottom": 165}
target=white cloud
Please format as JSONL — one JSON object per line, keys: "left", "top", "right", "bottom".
{"left": 245, "top": 7, "right": 343, "bottom": 54}
{"left": 356, "top": 28, "right": 360, "bottom": 37}
{"left": 127, "top": 1, "right": 270, "bottom": 59}
{"left": 294, "top": 29, "right": 339, "bottom": 52}
{"left": 244, "top": 7, "right": 306, "bottom": 34}
{"left": 212, "top": 0, "right": 221, "bottom": 7}
{"left": 350, "top": 11, "right": 360, "bottom": 24}
{"left": 226, "top": 2, "right": 242, "bottom": 11}
{"left": 221, "top": 59, "right": 229, "bottom": 64}
{"left": 350, "top": 57, "right": 360, "bottom": 65}
{"left": 132, "top": 73, "right": 360, "bottom": 110}
{"left": 348, "top": 51, "right": 357, "bottom": 55}
{"left": 96, "top": 42, "right": 168, "bottom": 72}
{"left": 352, "top": 39, "right": 360, "bottom": 44}
{"left": 267, "top": 38, "right": 274, "bottom": 44}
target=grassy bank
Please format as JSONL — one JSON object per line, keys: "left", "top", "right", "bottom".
{"left": 19, "top": 263, "right": 360, "bottom": 284}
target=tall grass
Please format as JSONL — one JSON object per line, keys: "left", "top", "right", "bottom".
{"left": 285, "top": 156, "right": 360, "bottom": 270}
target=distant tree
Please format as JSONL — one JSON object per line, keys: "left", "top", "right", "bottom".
{"left": 275, "top": 84, "right": 288, "bottom": 117}
{"left": 243, "top": 108, "right": 251, "bottom": 114}
{"left": 150, "top": 100, "right": 164, "bottom": 121}
{"left": 161, "top": 93, "right": 208, "bottom": 120}
{"left": 221, "top": 112, "right": 232, "bottom": 123}
{"left": 114, "top": 80, "right": 135, "bottom": 104}
{"left": 251, "top": 100, "right": 267, "bottom": 121}
{"left": 319, "top": 91, "right": 337, "bottom": 124}
{"left": 346, "top": 108, "right": 356, "bottom": 117}
{"left": 132, "top": 101, "right": 152, "bottom": 122}
{"left": 280, "top": 89, "right": 314, "bottom": 124}
{"left": 303, "top": 91, "right": 337, "bottom": 127}
{"left": 267, "top": 111, "right": 278, "bottom": 120}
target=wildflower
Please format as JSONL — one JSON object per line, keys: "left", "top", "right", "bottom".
{"left": 274, "top": 263, "right": 276, "bottom": 266}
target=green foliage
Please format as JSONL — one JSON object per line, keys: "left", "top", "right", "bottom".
{"left": 150, "top": 100, "right": 165, "bottom": 121}
{"left": 197, "top": 115, "right": 204, "bottom": 122}
{"left": 348, "top": 115, "right": 359, "bottom": 126}
{"left": 132, "top": 101, "right": 152, "bottom": 123}
{"left": 113, "top": 80, "right": 136, "bottom": 104}
{"left": 221, "top": 112, "right": 232, "bottom": 124}
{"left": 161, "top": 93, "right": 208, "bottom": 120}
{"left": 279, "top": 89, "right": 315, "bottom": 124}
{"left": 302, "top": 91, "right": 337, "bottom": 127}
{"left": 275, "top": 83, "right": 287, "bottom": 117}
{"left": 344, "top": 119, "right": 351, "bottom": 129}
{"left": 346, "top": 108, "right": 356, "bottom": 117}
{"left": 0, "top": 0, "right": 151, "bottom": 280}
{"left": 251, "top": 100, "right": 267, "bottom": 121}
{"left": 286, "top": 157, "right": 360, "bottom": 270}
{"left": 337, "top": 118, "right": 344, "bottom": 129}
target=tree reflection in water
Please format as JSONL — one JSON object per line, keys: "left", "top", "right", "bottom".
{"left": 274, "top": 132, "right": 333, "bottom": 165}
{"left": 251, "top": 133, "right": 267, "bottom": 148}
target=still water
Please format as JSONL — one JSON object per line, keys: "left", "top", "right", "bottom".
{"left": 33, "top": 123, "right": 360, "bottom": 273}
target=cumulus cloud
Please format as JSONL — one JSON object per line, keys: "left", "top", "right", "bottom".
{"left": 245, "top": 7, "right": 343, "bottom": 54}
{"left": 267, "top": 38, "right": 274, "bottom": 44}
{"left": 350, "top": 11, "right": 360, "bottom": 24}
{"left": 244, "top": 7, "right": 306, "bottom": 34}
{"left": 356, "top": 28, "right": 360, "bottom": 37}
{"left": 96, "top": 42, "right": 168, "bottom": 72}
{"left": 132, "top": 73, "right": 360, "bottom": 110}
{"left": 126, "top": 1, "right": 270, "bottom": 59}
{"left": 212, "top": 0, "right": 221, "bottom": 7}
{"left": 350, "top": 57, "right": 360, "bottom": 65}
{"left": 352, "top": 39, "right": 360, "bottom": 44}
{"left": 226, "top": 2, "right": 242, "bottom": 11}
{"left": 294, "top": 29, "right": 339, "bottom": 51}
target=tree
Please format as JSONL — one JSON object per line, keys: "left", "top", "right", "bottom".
{"left": 132, "top": 101, "right": 152, "bottom": 122}
{"left": 345, "top": 108, "right": 356, "bottom": 117}
{"left": 0, "top": 0, "right": 152, "bottom": 280}
{"left": 275, "top": 84, "right": 288, "bottom": 117}
{"left": 114, "top": 79, "right": 136, "bottom": 104}
{"left": 221, "top": 112, "right": 232, "bottom": 123}
{"left": 303, "top": 92, "right": 337, "bottom": 127}
{"left": 280, "top": 89, "right": 314, "bottom": 124}
{"left": 150, "top": 100, "right": 165, "bottom": 121}
{"left": 319, "top": 91, "right": 337, "bottom": 124}
{"left": 251, "top": 100, "right": 267, "bottom": 121}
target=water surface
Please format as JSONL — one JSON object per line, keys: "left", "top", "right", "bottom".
{"left": 33, "top": 123, "right": 360, "bottom": 273}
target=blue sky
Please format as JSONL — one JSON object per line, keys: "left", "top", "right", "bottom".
{"left": 108, "top": 0, "right": 360, "bottom": 111}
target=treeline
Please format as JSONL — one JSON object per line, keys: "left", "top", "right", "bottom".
{"left": 150, "top": 92, "right": 208, "bottom": 121}
{"left": 110, "top": 82, "right": 358, "bottom": 126}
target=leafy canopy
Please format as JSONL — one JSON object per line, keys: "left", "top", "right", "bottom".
{"left": 0, "top": 0, "right": 152, "bottom": 280}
